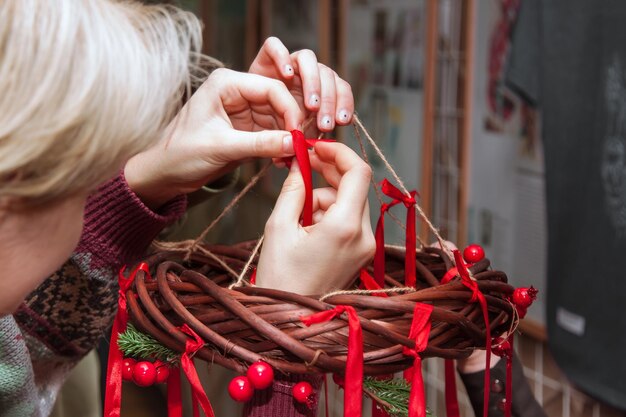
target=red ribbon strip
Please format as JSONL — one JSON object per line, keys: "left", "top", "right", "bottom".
{"left": 167, "top": 368, "right": 183, "bottom": 417}
{"left": 452, "top": 250, "right": 492, "bottom": 417}
{"left": 291, "top": 130, "right": 314, "bottom": 226}
{"left": 301, "top": 306, "right": 363, "bottom": 417}
{"left": 505, "top": 333, "right": 514, "bottom": 417}
{"left": 402, "top": 303, "right": 433, "bottom": 417}
{"left": 375, "top": 179, "right": 418, "bottom": 287}
{"left": 444, "top": 359, "right": 460, "bottom": 417}
{"left": 179, "top": 324, "right": 215, "bottom": 417}
{"left": 103, "top": 263, "right": 150, "bottom": 417}
{"left": 287, "top": 131, "right": 335, "bottom": 227}
{"left": 359, "top": 269, "right": 388, "bottom": 297}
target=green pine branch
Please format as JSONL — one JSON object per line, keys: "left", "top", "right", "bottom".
{"left": 364, "top": 377, "right": 434, "bottom": 417}
{"left": 117, "top": 323, "right": 180, "bottom": 364}
{"left": 118, "top": 326, "right": 434, "bottom": 416}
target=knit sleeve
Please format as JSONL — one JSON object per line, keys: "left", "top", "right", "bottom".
{"left": 75, "top": 171, "right": 187, "bottom": 269}
{"left": 243, "top": 375, "right": 322, "bottom": 417}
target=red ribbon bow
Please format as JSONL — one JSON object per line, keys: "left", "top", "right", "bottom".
{"left": 453, "top": 250, "right": 492, "bottom": 417}
{"left": 401, "top": 303, "right": 433, "bottom": 417}
{"left": 104, "top": 263, "right": 150, "bottom": 417}
{"left": 301, "top": 306, "right": 363, "bottom": 417}
{"left": 374, "top": 179, "right": 418, "bottom": 287}
{"left": 179, "top": 324, "right": 215, "bottom": 417}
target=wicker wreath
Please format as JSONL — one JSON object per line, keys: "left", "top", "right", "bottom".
{"left": 126, "top": 239, "right": 516, "bottom": 376}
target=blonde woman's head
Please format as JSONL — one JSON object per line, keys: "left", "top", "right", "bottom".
{"left": 0, "top": 0, "right": 212, "bottom": 207}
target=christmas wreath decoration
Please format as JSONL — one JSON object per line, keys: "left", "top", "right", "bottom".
{"left": 104, "top": 119, "right": 536, "bottom": 417}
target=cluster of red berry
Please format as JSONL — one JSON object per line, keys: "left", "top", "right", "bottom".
{"left": 121, "top": 358, "right": 171, "bottom": 387}
{"left": 228, "top": 361, "right": 315, "bottom": 407}
{"left": 463, "top": 243, "right": 537, "bottom": 319}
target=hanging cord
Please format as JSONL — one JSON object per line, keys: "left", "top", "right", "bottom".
{"left": 184, "top": 162, "right": 272, "bottom": 260}
{"left": 228, "top": 235, "right": 264, "bottom": 289}
{"left": 352, "top": 114, "right": 453, "bottom": 261}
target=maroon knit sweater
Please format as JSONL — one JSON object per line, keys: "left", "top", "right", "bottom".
{"left": 8, "top": 173, "right": 318, "bottom": 417}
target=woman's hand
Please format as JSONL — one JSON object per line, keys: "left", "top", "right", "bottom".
{"left": 124, "top": 68, "right": 304, "bottom": 210}
{"left": 255, "top": 142, "right": 375, "bottom": 295}
{"left": 249, "top": 37, "right": 354, "bottom": 133}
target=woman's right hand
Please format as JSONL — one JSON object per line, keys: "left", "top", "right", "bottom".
{"left": 255, "top": 142, "right": 375, "bottom": 295}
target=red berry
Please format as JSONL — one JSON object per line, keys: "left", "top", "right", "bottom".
{"left": 491, "top": 337, "right": 512, "bottom": 359}
{"left": 154, "top": 361, "right": 170, "bottom": 384}
{"left": 292, "top": 381, "right": 314, "bottom": 405}
{"left": 512, "top": 286, "right": 538, "bottom": 308}
{"left": 132, "top": 361, "right": 157, "bottom": 387}
{"left": 228, "top": 376, "right": 255, "bottom": 402}
{"left": 122, "top": 358, "right": 136, "bottom": 381}
{"left": 463, "top": 244, "right": 485, "bottom": 263}
{"left": 246, "top": 361, "right": 274, "bottom": 390}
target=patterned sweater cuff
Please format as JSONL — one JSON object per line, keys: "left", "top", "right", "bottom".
{"left": 75, "top": 172, "right": 187, "bottom": 267}
{"left": 243, "top": 374, "right": 323, "bottom": 417}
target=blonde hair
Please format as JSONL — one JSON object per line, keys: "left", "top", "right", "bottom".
{"left": 0, "top": 0, "right": 219, "bottom": 207}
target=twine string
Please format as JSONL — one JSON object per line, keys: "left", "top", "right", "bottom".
{"left": 352, "top": 114, "right": 452, "bottom": 260}
{"left": 319, "top": 286, "right": 416, "bottom": 303}
{"left": 229, "top": 235, "right": 264, "bottom": 289}
{"left": 185, "top": 162, "right": 272, "bottom": 260}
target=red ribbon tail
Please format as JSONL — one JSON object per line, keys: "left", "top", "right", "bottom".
{"left": 360, "top": 269, "right": 388, "bottom": 297}
{"left": 405, "top": 204, "right": 416, "bottom": 287}
{"left": 181, "top": 353, "right": 215, "bottom": 417}
{"left": 167, "top": 368, "right": 183, "bottom": 417}
{"left": 344, "top": 307, "right": 364, "bottom": 417}
{"left": 103, "top": 319, "right": 123, "bottom": 417}
{"left": 505, "top": 334, "right": 514, "bottom": 417}
{"left": 444, "top": 359, "right": 460, "bottom": 417}
{"left": 408, "top": 357, "right": 426, "bottom": 417}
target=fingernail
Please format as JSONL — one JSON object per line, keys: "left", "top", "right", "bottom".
{"left": 284, "top": 64, "right": 294, "bottom": 75}
{"left": 309, "top": 94, "right": 320, "bottom": 107}
{"left": 321, "top": 115, "right": 333, "bottom": 128}
{"left": 337, "top": 109, "right": 351, "bottom": 122}
{"left": 282, "top": 135, "right": 294, "bottom": 153}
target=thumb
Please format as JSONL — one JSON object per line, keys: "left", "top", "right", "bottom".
{"left": 270, "top": 160, "right": 306, "bottom": 226}
{"left": 219, "top": 129, "right": 295, "bottom": 162}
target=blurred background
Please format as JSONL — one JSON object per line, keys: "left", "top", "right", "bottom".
{"left": 55, "top": 1, "right": 626, "bottom": 416}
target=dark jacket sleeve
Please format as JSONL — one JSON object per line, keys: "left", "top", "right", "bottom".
{"left": 460, "top": 354, "right": 547, "bottom": 417}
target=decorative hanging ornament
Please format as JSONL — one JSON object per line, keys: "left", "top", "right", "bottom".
{"left": 292, "top": 381, "right": 314, "bottom": 406}
{"left": 463, "top": 244, "right": 485, "bottom": 263}
{"left": 228, "top": 376, "right": 255, "bottom": 402}
{"left": 132, "top": 361, "right": 157, "bottom": 387}
{"left": 121, "top": 358, "right": 136, "bottom": 381}
{"left": 512, "top": 286, "right": 538, "bottom": 318}
{"left": 246, "top": 361, "right": 274, "bottom": 390}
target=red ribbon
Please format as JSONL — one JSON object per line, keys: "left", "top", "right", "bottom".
{"left": 103, "top": 263, "right": 150, "bottom": 417}
{"left": 167, "top": 368, "right": 183, "bottom": 417}
{"left": 301, "top": 306, "right": 363, "bottom": 417}
{"left": 359, "top": 269, "right": 388, "bottom": 297}
{"left": 452, "top": 250, "right": 492, "bottom": 417}
{"left": 402, "top": 303, "right": 433, "bottom": 417}
{"left": 249, "top": 268, "right": 257, "bottom": 285}
{"left": 505, "top": 333, "right": 514, "bottom": 417}
{"left": 444, "top": 359, "right": 460, "bottom": 417}
{"left": 375, "top": 179, "right": 417, "bottom": 287}
{"left": 179, "top": 324, "right": 215, "bottom": 417}
{"left": 291, "top": 129, "right": 314, "bottom": 226}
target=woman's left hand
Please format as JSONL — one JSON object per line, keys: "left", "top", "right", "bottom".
{"left": 124, "top": 68, "right": 304, "bottom": 210}
{"left": 249, "top": 37, "right": 354, "bottom": 134}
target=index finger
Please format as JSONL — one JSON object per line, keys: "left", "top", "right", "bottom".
{"left": 213, "top": 69, "right": 304, "bottom": 131}
{"left": 312, "top": 142, "right": 372, "bottom": 216}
